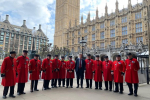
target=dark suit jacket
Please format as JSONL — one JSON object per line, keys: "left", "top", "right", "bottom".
{"left": 75, "top": 58, "right": 86, "bottom": 74}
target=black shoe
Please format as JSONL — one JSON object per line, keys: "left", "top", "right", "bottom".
{"left": 3, "top": 96, "right": 7, "bottom": 99}
{"left": 9, "top": 95, "right": 16, "bottom": 98}
{"left": 119, "top": 91, "right": 123, "bottom": 94}
{"left": 81, "top": 86, "right": 83, "bottom": 88}
{"left": 76, "top": 86, "right": 79, "bottom": 88}
{"left": 55, "top": 86, "right": 58, "bottom": 88}
{"left": 63, "top": 85, "right": 65, "bottom": 87}
{"left": 22, "top": 92, "right": 26, "bottom": 94}
{"left": 128, "top": 93, "right": 133, "bottom": 95}
{"left": 30, "top": 90, "right": 33, "bottom": 92}
{"left": 86, "top": 87, "right": 89, "bottom": 88}
{"left": 114, "top": 90, "right": 119, "bottom": 93}
{"left": 52, "top": 86, "right": 54, "bottom": 88}
{"left": 47, "top": 87, "right": 51, "bottom": 89}
{"left": 34, "top": 89, "right": 39, "bottom": 91}
{"left": 66, "top": 86, "right": 68, "bottom": 88}
{"left": 70, "top": 86, "right": 73, "bottom": 88}
{"left": 90, "top": 87, "right": 92, "bottom": 89}
{"left": 99, "top": 88, "right": 102, "bottom": 90}
{"left": 95, "top": 88, "right": 98, "bottom": 90}
{"left": 105, "top": 89, "right": 108, "bottom": 91}
{"left": 17, "top": 92, "right": 21, "bottom": 95}
{"left": 134, "top": 94, "right": 138, "bottom": 97}
{"left": 44, "top": 88, "right": 47, "bottom": 90}
{"left": 109, "top": 89, "right": 112, "bottom": 91}
{"left": 59, "top": 85, "right": 61, "bottom": 87}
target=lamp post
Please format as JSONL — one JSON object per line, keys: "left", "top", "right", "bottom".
{"left": 80, "top": 37, "right": 87, "bottom": 56}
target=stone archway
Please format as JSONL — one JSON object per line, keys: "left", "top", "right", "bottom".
{"left": 91, "top": 55, "right": 95, "bottom": 60}
{"left": 100, "top": 54, "right": 107, "bottom": 61}
{"left": 111, "top": 53, "right": 119, "bottom": 61}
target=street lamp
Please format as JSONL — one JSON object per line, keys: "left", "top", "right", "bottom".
{"left": 80, "top": 37, "right": 87, "bottom": 56}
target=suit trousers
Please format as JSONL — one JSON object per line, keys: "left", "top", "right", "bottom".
{"left": 77, "top": 70, "right": 83, "bottom": 87}
{"left": 66, "top": 78, "right": 73, "bottom": 87}
{"left": 105, "top": 81, "right": 112, "bottom": 90}
{"left": 31, "top": 80, "right": 38, "bottom": 91}
{"left": 86, "top": 79, "right": 92, "bottom": 88}
{"left": 127, "top": 83, "right": 138, "bottom": 94}
{"left": 95, "top": 82, "right": 102, "bottom": 89}
{"left": 17, "top": 83, "right": 25, "bottom": 93}
{"left": 3, "top": 86, "right": 14, "bottom": 96}
{"left": 115, "top": 83, "right": 123, "bottom": 92}
{"left": 58, "top": 79, "right": 65, "bottom": 86}
{"left": 43, "top": 80, "right": 50, "bottom": 89}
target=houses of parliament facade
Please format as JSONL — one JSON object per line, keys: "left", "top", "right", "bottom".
{"left": 54, "top": 0, "right": 150, "bottom": 61}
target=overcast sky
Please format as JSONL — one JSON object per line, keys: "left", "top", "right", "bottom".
{"left": 0, "top": 0, "right": 142, "bottom": 44}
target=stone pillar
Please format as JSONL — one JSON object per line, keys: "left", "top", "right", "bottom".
{"left": 2, "top": 32, "right": 6, "bottom": 50}
{"left": 8, "top": 33, "right": 11, "bottom": 52}
{"left": 22, "top": 35, "right": 25, "bottom": 50}
{"left": 27, "top": 36, "right": 29, "bottom": 50}
{"left": 18, "top": 34, "right": 20, "bottom": 53}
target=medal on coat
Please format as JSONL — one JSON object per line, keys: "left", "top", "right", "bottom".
{"left": 12, "top": 64, "right": 14, "bottom": 67}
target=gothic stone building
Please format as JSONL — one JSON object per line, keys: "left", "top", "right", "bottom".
{"left": 0, "top": 15, "right": 48, "bottom": 55}
{"left": 54, "top": 0, "right": 150, "bottom": 61}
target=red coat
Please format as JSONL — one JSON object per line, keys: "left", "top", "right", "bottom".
{"left": 16, "top": 56, "right": 29, "bottom": 83}
{"left": 52, "top": 59, "right": 61, "bottom": 79}
{"left": 93, "top": 60, "right": 103, "bottom": 82}
{"left": 41, "top": 58, "right": 53, "bottom": 80}
{"left": 85, "top": 59, "right": 94, "bottom": 79}
{"left": 59, "top": 61, "right": 66, "bottom": 79}
{"left": 125, "top": 58, "right": 140, "bottom": 83}
{"left": 66, "top": 60, "right": 75, "bottom": 79}
{"left": 112, "top": 60, "right": 125, "bottom": 83}
{"left": 1, "top": 57, "right": 17, "bottom": 86}
{"left": 102, "top": 60, "right": 113, "bottom": 81}
{"left": 29, "top": 59, "right": 41, "bottom": 80}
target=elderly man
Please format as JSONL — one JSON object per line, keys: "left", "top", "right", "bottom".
{"left": 75, "top": 54, "right": 86, "bottom": 88}
{"left": 42, "top": 54, "right": 53, "bottom": 90}
{"left": 85, "top": 54, "right": 94, "bottom": 89}
{"left": 52, "top": 55, "right": 61, "bottom": 88}
{"left": 1, "top": 51, "right": 17, "bottom": 99}
{"left": 125, "top": 53, "right": 140, "bottom": 96}
{"left": 16, "top": 50, "right": 29, "bottom": 95}
{"left": 112, "top": 55, "right": 125, "bottom": 94}
{"left": 103, "top": 56, "right": 113, "bottom": 91}
{"left": 66, "top": 56, "right": 75, "bottom": 88}
{"left": 29, "top": 54, "right": 41, "bottom": 92}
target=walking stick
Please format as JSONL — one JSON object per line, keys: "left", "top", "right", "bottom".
{"left": 112, "top": 74, "right": 114, "bottom": 91}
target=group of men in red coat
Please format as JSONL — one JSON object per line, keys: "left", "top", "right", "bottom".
{"left": 84, "top": 53, "right": 140, "bottom": 97}
{"left": 1, "top": 50, "right": 140, "bottom": 99}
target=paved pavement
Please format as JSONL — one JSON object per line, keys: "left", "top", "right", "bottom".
{"left": 0, "top": 80, "right": 150, "bottom": 100}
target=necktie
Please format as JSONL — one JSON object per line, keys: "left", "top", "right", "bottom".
{"left": 79, "top": 59, "right": 81, "bottom": 69}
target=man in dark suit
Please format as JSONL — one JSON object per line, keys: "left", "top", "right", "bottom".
{"left": 75, "top": 54, "right": 86, "bottom": 88}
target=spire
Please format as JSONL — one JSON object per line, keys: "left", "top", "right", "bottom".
{"left": 87, "top": 11, "right": 91, "bottom": 21}
{"left": 3, "top": 15, "right": 10, "bottom": 24}
{"left": 105, "top": 3, "right": 108, "bottom": 16}
{"left": 96, "top": 7, "right": 99, "bottom": 19}
{"left": 81, "top": 14, "right": 83, "bottom": 24}
{"left": 128, "top": 0, "right": 132, "bottom": 10}
{"left": 115, "top": 0, "right": 119, "bottom": 13}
